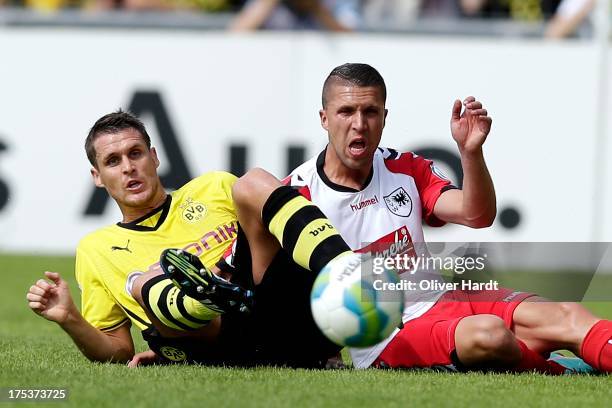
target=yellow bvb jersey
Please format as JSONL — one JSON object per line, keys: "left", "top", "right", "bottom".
{"left": 75, "top": 171, "right": 238, "bottom": 332}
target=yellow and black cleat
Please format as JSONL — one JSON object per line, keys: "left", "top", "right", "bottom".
{"left": 160, "top": 248, "right": 254, "bottom": 315}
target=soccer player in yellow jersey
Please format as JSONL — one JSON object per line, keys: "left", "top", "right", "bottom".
{"left": 75, "top": 171, "right": 240, "bottom": 333}
{"left": 26, "top": 111, "right": 352, "bottom": 367}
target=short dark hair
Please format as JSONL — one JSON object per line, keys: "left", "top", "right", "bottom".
{"left": 322, "top": 63, "right": 387, "bottom": 108}
{"left": 85, "top": 110, "right": 150, "bottom": 168}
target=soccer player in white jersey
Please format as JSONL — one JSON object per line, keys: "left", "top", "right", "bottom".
{"left": 279, "top": 63, "right": 612, "bottom": 373}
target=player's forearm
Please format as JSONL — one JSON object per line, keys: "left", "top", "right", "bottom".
{"left": 59, "top": 312, "right": 133, "bottom": 363}
{"left": 459, "top": 148, "right": 496, "bottom": 227}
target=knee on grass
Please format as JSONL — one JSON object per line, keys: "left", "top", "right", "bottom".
{"left": 456, "top": 315, "right": 521, "bottom": 367}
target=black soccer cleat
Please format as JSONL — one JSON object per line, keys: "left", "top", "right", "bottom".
{"left": 160, "top": 248, "right": 254, "bottom": 315}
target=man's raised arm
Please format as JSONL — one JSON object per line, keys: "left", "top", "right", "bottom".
{"left": 433, "top": 96, "right": 496, "bottom": 228}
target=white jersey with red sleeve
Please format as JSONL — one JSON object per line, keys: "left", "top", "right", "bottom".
{"left": 286, "top": 147, "right": 457, "bottom": 368}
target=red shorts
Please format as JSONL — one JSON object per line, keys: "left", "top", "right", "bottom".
{"left": 373, "top": 288, "right": 535, "bottom": 369}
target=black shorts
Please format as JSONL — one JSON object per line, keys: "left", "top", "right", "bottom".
{"left": 143, "top": 228, "right": 341, "bottom": 367}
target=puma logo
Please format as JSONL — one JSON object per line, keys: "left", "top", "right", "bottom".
{"left": 111, "top": 240, "right": 132, "bottom": 253}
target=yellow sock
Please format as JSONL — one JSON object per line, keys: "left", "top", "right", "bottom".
{"left": 262, "top": 186, "right": 352, "bottom": 272}
{"left": 141, "top": 276, "right": 219, "bottom": 331}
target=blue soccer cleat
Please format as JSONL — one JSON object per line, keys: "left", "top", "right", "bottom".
{"left": 548, "top": 352, "right": 596, "bottom": 375}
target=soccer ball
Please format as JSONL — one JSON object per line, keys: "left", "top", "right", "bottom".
{"left": 310, "top": 253, "right": 404, "bottom": 348}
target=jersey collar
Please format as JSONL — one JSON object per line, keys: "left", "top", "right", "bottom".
{"left": 316, "top": 148, "right": 374, "bottom": 193}
{"left": 116, "top": 194, "right": 172, "bottom": 231}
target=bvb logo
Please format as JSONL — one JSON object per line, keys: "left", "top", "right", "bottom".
{"left": 180, "top": 198, "right": 207, "bottom": 223}
{"left": 159, "top": 346, "right": 187, "bottom": 362}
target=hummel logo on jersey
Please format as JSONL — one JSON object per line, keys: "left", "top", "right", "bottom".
{"left": 350, "top": 195, "right": 379, "bottom": 212}
{"left": 111, "top": 240, "right": 132, "bottom": 253}
{"left": 502, "top": 291, "right": 523, "bottom": 302}
{"left": 384, "top": 187, "right": 413, "bottom": 217}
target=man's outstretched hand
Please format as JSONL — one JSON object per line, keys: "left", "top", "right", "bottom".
{"left": 450, "top": 96, "right": 492, "bottom": 154}
{"left": 27, "top": 271, "right": 78, "bottom": 325}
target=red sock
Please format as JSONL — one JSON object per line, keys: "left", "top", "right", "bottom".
{"left": 513, "top": 339, "right": 565, "bottom": 375}
{"left": 580, "top": 320, "right": 612, "bottom": 372}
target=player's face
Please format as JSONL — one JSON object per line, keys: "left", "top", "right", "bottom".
{"left": 90, "top": 129, "right": 164, "bottom": 216}
{"left": 320, "top": 84, "right": 387, "bottom": 173}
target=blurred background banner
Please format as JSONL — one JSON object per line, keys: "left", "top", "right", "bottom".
{"left": 0, "top": 1, "right": 610, "bottom": 253}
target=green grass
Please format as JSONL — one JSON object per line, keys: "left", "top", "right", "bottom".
{"left": 1, "top": 254, "right": 612, "bottom": 407}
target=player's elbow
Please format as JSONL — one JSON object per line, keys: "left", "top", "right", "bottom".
{"left": 464, "top": 209, "right": 496, "bottom": 229}
{"left": 111, "top": 344, "right": 135, "bottom": 363}
{"left": 467, "top": 219, "right": 493, "bottom": 229}
{"left": 81, "top": 329, "right": 135, "bottom": 363}
{"left": 83, "top": 346, "right": 134, "bottom": 364}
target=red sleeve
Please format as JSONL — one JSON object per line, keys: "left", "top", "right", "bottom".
{"left": 385, "top": 153, "right": 455, "bottom": 227}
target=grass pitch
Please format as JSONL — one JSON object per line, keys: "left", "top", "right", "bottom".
{"left": 1, "top": 254, "right": 612, "bottom": 408}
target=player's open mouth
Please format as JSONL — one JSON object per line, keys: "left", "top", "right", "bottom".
{"left": 126, "top": 180, "right": 143, "bottom": 191}
{"left": 348, "top": 140, "right": 367, "bottom": 157}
